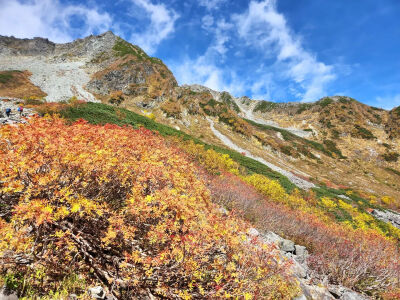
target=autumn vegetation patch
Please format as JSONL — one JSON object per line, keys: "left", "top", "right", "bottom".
{"left": 0, "top": 116, "right": 299, "bottom": 299}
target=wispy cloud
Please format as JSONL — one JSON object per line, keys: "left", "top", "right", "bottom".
{"left": 199, "top": 0, "right": 227, "bottom": 11}
{"left": 173, "top": 0, "right": 336, "bottom": 101}
{"left": 0, "top": 0, "right": 112, "bottom": 43}
{"left": 128, "top": 0, "right": 179, "bottom": 55}
{"left": 232, "top": 0, "right": 336, "bottom": 101}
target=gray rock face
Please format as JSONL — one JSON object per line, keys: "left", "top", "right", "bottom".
{"left": 0, "top": 32, "right": 125, "bottom": 102}
{"left": 0, "top": 31, "right": 117, "bottom": 59}
{"left": 86, "top": 65, "right": 151, "bottom": 96}
{"left": 0, "top": 36, "right": 55, "bottom": 56}
{"left": 371, "top": 209, "right": 400, "bottom": 229}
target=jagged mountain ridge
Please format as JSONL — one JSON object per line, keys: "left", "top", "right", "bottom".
{"left": 0, "top": 32, "right": 399, "bottom": 199}
{"left": 0, "top": 31, "right": 177, "bottom": 103}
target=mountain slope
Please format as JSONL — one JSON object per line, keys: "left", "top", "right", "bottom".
{"left": 1, "top": 33, "right": 400, "bottom": 209}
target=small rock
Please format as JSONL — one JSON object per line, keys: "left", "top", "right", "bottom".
{"left": 218, "top": 207, "right": 229, "bottom": 215}
{"left": 248, "top": 227, "right": 260, "bottom": 237}
{"left": 88, "top": 286, "right": 105, "bottom": 299}
{"left": 0, "top": 287, "right": 18, "bottom": 300}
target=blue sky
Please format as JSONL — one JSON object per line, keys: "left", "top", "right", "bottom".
{"left": 1, "top": 0, "right": 399, "bottom": 109}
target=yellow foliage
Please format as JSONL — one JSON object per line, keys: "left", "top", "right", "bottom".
{"left": 321, "top": 197, "right": 337, "bottom": 209}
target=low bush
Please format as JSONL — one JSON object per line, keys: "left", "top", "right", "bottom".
{"left": 160, "top": 100, "right": 182, "bottom": 119}
{"left": 108, "top": 90, "right": 125, "bottom": 106}
{"left": 352, "top": 125, "right": 376, "bottom": 140}
{"left": 382, "top": 152, "right": 400, "bottom": 162}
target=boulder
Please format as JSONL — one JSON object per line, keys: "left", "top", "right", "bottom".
{"left": 281, "top": 238, "right": 296, "bottom": 253}
{"left": 295, "top": 245, "right": 309, "bottom": 264}
{"left": 328, "top": 285, "right": 369, "bottom": 300}
{"left": 300, "top": 281, "right": 335, "bottom": 300}
{"left": 371, "top": 209, "right": 400, "bottom": 229}
{"left": 341, "top": 291, "right": 368, "bottom": 300}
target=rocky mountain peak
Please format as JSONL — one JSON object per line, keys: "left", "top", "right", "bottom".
{"left": 0, "top": 35, "right": 55, "bottom": 56}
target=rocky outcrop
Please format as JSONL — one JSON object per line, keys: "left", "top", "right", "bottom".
{"left": 248, "top": 227, "right": 369, "bottom": 300}
{"left": 0, "top": 36, "right": 55, "bottom": 56}
{"left": 371, "top": 209, "right": 400, "bottom": 229}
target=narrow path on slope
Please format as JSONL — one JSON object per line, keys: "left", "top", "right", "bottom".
{"left": 239, "top": 101, "right": 313, "bottom": 138}
{"left": 207, "top": 118, "right": 316, "bottom": 190}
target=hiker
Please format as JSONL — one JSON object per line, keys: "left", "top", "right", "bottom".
{"left": 17, "top": 105, "right": 23, "bottom": 116}
{"left": 5, "top": 108, "right": 11, "bottom": 118}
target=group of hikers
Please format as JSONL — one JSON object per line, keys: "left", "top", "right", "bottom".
{"left": 4, "top": 105, "right": 24, "bottom": 118}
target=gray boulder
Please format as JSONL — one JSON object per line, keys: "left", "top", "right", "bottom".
{"left": 300, "top": 281, "right": 335, "bottom": 300}
{"left": 371, "top": 209, "right": 400, "bottom": 229}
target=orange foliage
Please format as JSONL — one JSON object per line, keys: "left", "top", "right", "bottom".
{"left": 0, "top": 116, "right": 299, "bottom": 299}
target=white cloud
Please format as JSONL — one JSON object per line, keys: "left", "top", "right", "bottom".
{"left": 202, "top": 14, "right": 214, "bottom": 30}
{"left": 210, "top": 19, "right": 233, "bottom": 56}
{"left": 171, "top": 52, "right": 246, "bottom": 97}
{"left": 0, "top": 0, "right": 112, "bottom": 43}
{"left": 376, "top": 94, "right": 400, "bottom": 110}
{"left": 233, "top": 0, "right": 336, "bottom": 101}
{"left": 129, "top": 0, "right": 179, "bottom": 54}
{"left": 199, "top": 0, "right": 227, "bottom": 11}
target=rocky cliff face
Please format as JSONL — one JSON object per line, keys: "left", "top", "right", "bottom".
{"left": 0, "top": 32, "right": 177, "bottom": 103}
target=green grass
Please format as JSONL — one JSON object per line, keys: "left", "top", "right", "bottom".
{"left": 386, "top": 167, "right": 400, "bottom": 176}
{"left": 220, "top": 92, "right": 240, "bottom": 113}
{"left": 60, "top": 103, "right": 296, "bottom": 192}
{"left": 382, "top": 152, "right": 400, "bottom": 162}
{"left": 317, "top": 97, "right": 334, "bottom": 108}
{"left": 253, "top": 101, "right": 280, "bottom": 113}
{"left": 112, "top": 38, "right": 164, "bottom": 65}
{"left": 353, "top": 125, "right": 376, "bottom": 140}
{"left": 323, "top": 140, "right": 346, "bottom": 159}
